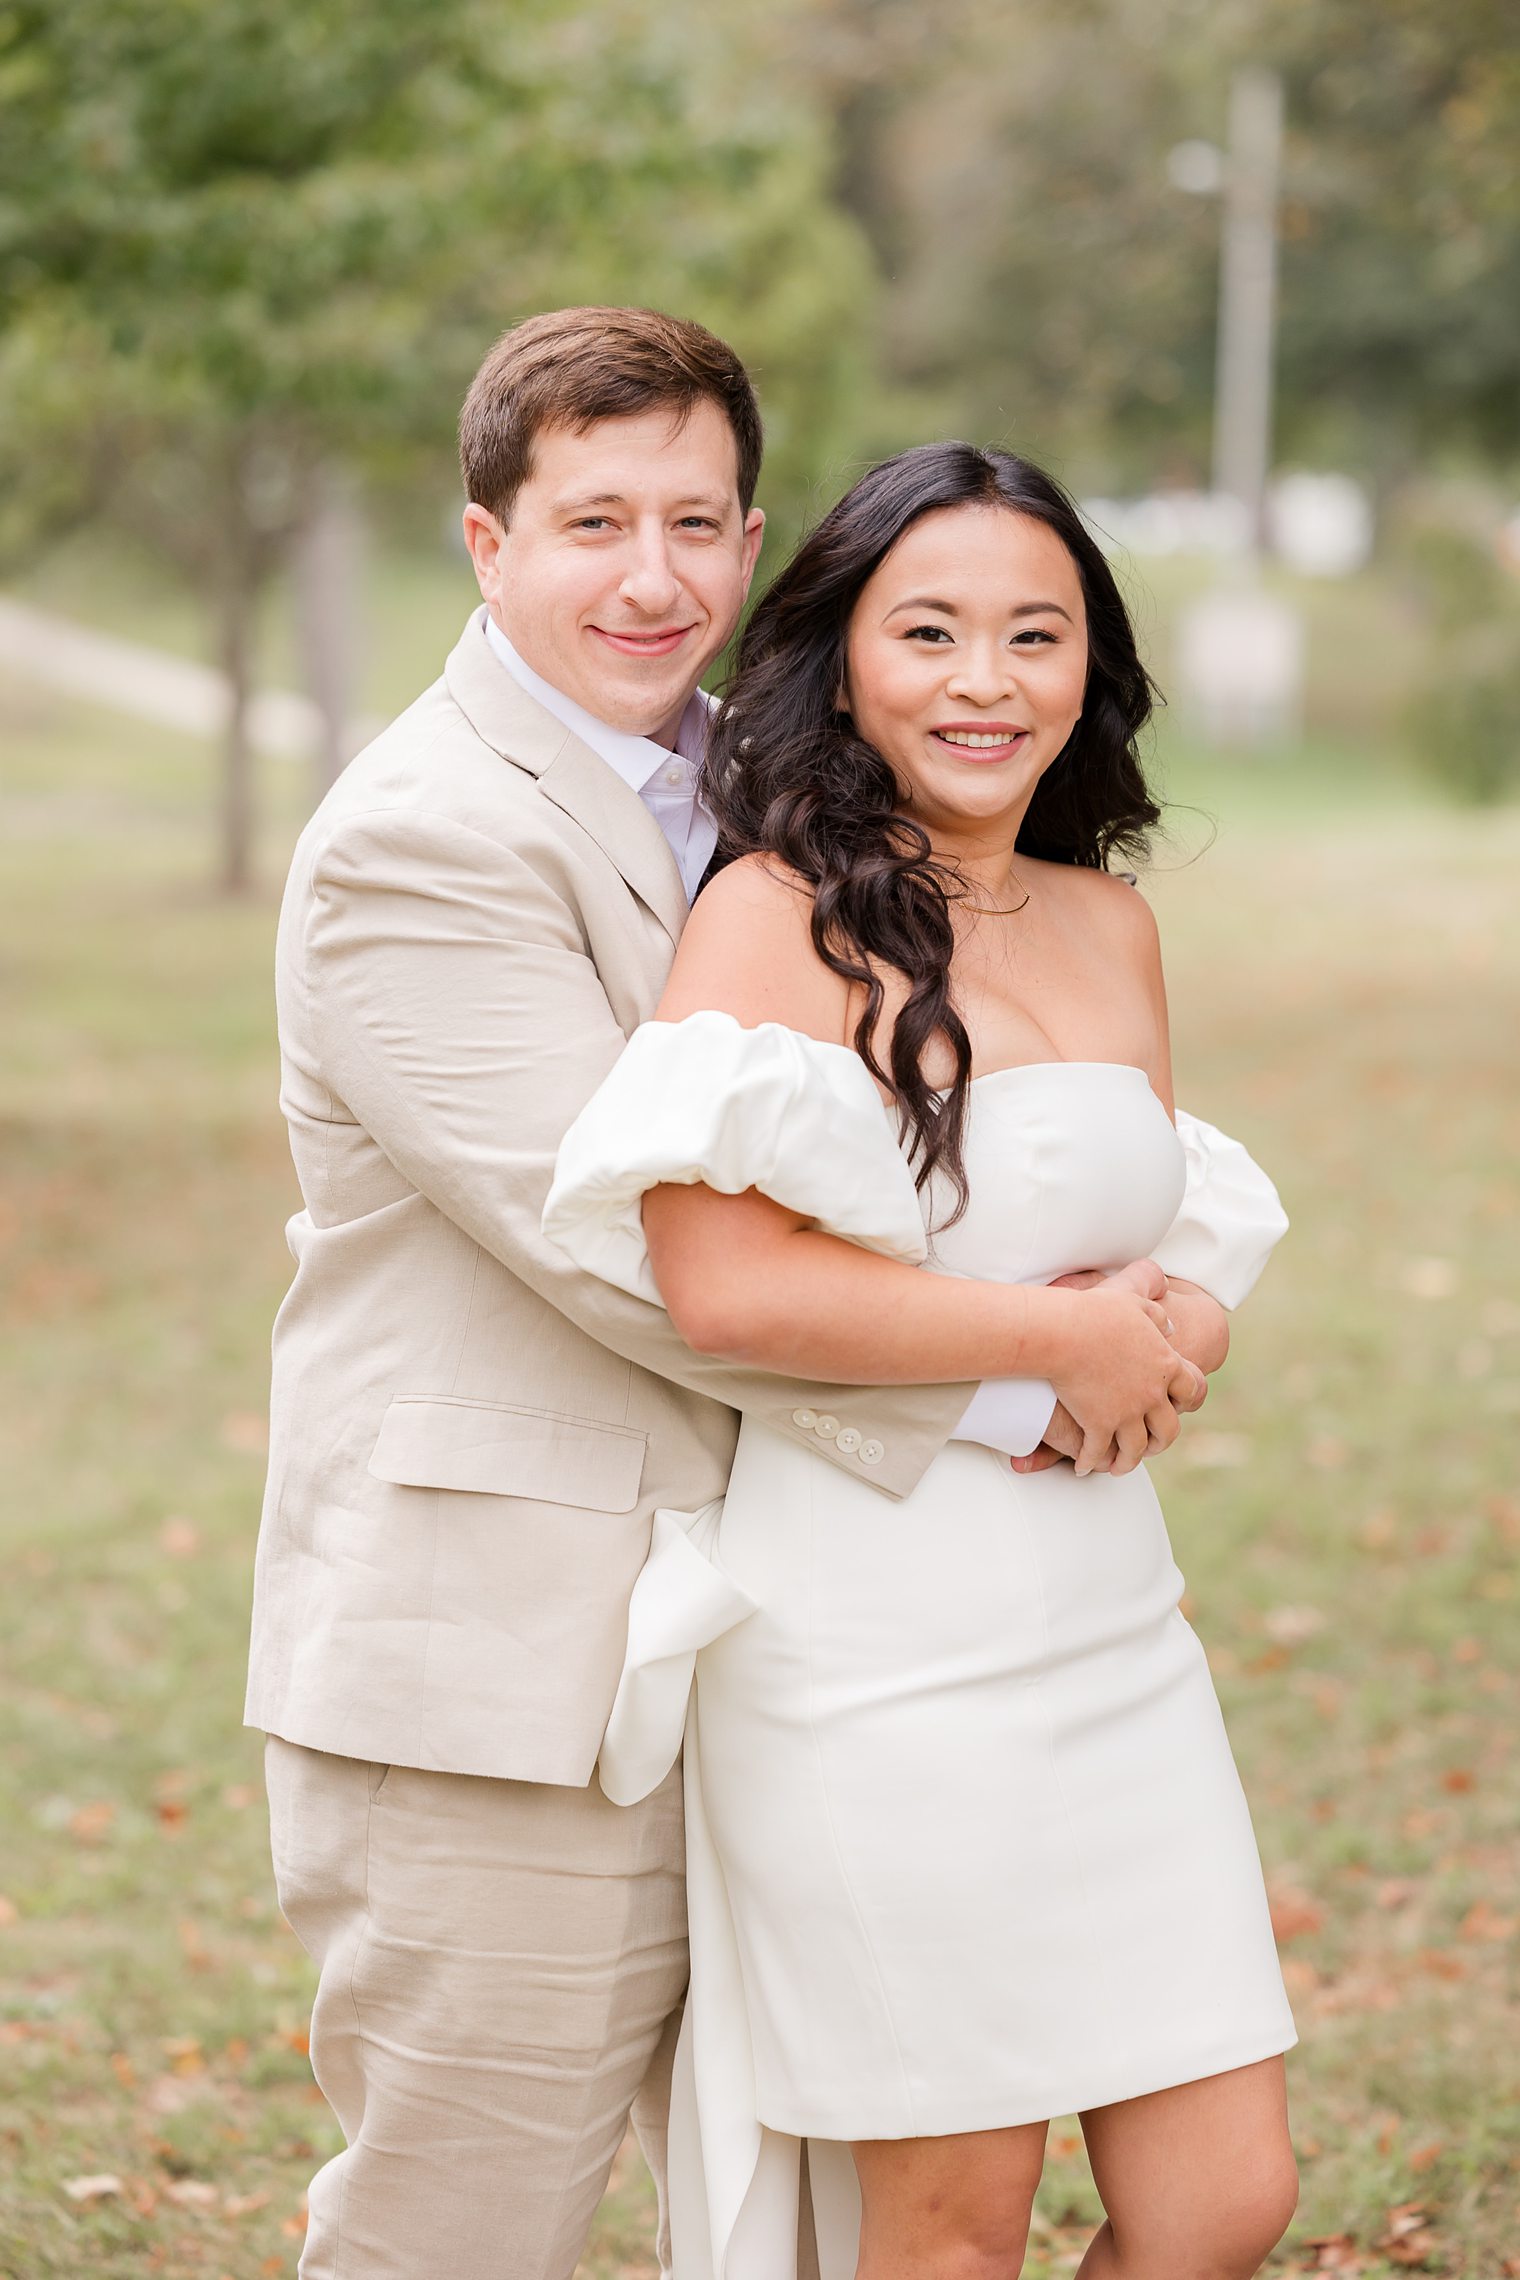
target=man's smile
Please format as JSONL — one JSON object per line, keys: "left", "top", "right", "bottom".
{"left": 589, "top": 623, "right": 699, "bottom": 659}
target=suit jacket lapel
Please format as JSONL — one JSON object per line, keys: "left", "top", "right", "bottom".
{"left": 444, "top": 610, "right": 689, "bottom": 949}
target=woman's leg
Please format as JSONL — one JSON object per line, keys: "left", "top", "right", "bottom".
{"left": 1075, "top": 2056, "right": 1298, "bottom": 2280}
{"left": 851, "top": 2122, "right": 1049, "bottom": 2280}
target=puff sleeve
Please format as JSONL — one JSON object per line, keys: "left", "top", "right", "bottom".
{"left": 542, "top": 1009, "right": 928, "bottom": 1301}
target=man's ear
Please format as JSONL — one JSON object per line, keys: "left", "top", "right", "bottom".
{"left": 740, "top": 506, "right": 766, "bottom": 593}
{"left": 462, "top": 503, "right": 506, "bottom": 610}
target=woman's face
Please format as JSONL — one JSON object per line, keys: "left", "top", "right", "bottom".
{"left": 840, "top": 504, "right": 1090, "bottom": 841}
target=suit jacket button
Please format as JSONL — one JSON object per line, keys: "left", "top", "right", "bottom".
{"left": 792, "top": 1408, "right": 817, "bottom": 1430}
{"left": 814, "top": 1413, "right": 840, "bottom": 1440}
{"left": 836, "top": 1427, "right": 862, "bottom": 1453}
{"left": 859, "top": 1439, "right": 884, "bottom": 1465}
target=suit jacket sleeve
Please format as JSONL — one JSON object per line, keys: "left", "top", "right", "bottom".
{"left": 303, "top": 805, "right": 972, "bottom": 1500}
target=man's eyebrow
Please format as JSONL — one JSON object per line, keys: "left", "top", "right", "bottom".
{"left": 885, "top": 595, "right": 1074, "bottom": 623}
{"left": 550, "top": 491, "right": 733, "bottom": 515}
{"left": 551, "top": 491, "right": 627, "bottom": 514}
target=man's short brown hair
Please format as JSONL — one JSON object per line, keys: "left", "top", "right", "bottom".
{"left": 459, "top": 306, "right": 763, "bottom": 524}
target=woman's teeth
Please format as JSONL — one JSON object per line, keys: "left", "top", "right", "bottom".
{"left": 936, "top": 730, "right": 1020, "bottom": 748}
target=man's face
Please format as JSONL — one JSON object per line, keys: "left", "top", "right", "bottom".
{"left": 463, "top": 399, "right": 765, "bottom": 746}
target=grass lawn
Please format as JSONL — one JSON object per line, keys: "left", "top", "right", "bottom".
{"left": 1, "top": 632, "right": 1517, "bottom": 2278}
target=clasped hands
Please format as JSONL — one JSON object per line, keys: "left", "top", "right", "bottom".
{"left": 1013, "top": 1260, "right": 1225, "bottom": 1480}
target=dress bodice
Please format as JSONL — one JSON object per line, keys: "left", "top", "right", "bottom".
{"left": 923, "top": 1062, "right": 1187, "bottom": 1287}
{"left": 543, "top": 1010, "right": 1286, "bottom": 1311}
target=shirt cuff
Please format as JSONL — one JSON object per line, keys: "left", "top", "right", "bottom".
{"left": 950, "top": 1377, "right": 1059, "bottom": 1460}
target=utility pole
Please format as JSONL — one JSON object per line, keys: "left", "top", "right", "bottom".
{"left": 1169, "top": 67, "right": 1301, "bottom": 744}
{"left": 1211, "top": 67, "right": 1285, "bottom": 554}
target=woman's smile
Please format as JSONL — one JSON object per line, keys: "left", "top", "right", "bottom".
{"left": 929, "top": 720, "right": 1032, "bottom": 759}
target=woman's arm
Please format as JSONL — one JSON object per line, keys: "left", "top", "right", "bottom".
{"left": 643, "top": 859, "right": 1203, "bottom": 1476}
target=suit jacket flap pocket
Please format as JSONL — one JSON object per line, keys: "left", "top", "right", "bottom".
{"left": 368, "top": 1396, "right": 646, "bottom": 1512}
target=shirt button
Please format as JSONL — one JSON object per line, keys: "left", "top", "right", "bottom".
{"left": 836, "top": 1426, "right": 862, "bottom": 1453}
{"left": 859, "top": 1439, "right": 884, "bottom": 1466}
{"left": 814, "top": 1413, "right": 840, "bottom": 1440}
{"left": 792, "top": 1408, "right": 817, "bottom": 1431}
{"left": 664, "top": 765, "right": 684, "bottom": 787}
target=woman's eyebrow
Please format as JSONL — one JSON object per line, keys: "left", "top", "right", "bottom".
{"left": 884, "top": 595, "right": 1074, "bottom": 622}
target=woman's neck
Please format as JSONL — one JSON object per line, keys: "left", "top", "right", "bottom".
{"left": 918, "top": 822, "right": 1031, "bottom": 911}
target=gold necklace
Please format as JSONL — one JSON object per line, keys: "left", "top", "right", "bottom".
{"left": 957, "top": 869, "right": 1031, "bottom": 918}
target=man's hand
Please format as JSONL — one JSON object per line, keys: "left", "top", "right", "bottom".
{"left": 1010, "top": 1262, "right": 1215, "bottom": 1476}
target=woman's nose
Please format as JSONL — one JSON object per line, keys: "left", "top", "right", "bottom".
{"left": 945, "top": 645, "right": 1017, "bottom": 705}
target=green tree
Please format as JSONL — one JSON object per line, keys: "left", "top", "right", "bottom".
{"left": 0, "top": 0, "right": 877, "bottom": 887}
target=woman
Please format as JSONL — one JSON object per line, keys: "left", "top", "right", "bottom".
{"left": 544, "top": 445, "right": 1298, "bottom": 2279}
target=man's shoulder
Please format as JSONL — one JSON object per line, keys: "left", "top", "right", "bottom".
{"left": 295, "top": 661, "right": 563, "bottom": 864}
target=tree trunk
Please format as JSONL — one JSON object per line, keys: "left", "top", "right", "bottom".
{"left": 218, "top": 548, "right": 256, "bottom": 896}
{"left": 295, "top": 463, "right": 362, "bottom": 802}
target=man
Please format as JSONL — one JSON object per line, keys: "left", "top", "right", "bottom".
{"left": 247, "top": 306, "right": 1218, "bottom": 2280}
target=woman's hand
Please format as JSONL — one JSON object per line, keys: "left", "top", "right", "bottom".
{"left": 1014, "top": 1262, "right": 1216, "bottom": 1477}
{"left": 1043, "top": 1263, "right": 1207, "bottom": 1478}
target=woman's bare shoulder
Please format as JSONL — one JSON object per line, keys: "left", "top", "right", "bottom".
{"left": 1037, "top": 856, "right": 1161, "bottom": 956}
{"left": 657, "top": 853, "right": 852, "bottom": 1042}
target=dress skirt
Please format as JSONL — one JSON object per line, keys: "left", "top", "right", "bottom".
{"left": 691, "top": 1422, "right": 1295, "bottom": 2142}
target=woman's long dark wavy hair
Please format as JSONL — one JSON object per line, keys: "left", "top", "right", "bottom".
{"left": 702, "top": 441, "right": 1162, "bottom": 1220}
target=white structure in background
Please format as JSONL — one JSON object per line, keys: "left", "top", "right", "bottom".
{"left": 1268, "top": 473, "right": 1373, "bottom": 578}
{"left": 1167, "top": 67, "right": 1305, "bottom": 746}
{"left": 1175, "top": 584, "right": 1304, "bottom": 745}
{"left": 1084, "top": 474, "right": 1373, "bottom": 577}
{"left": 1083, "top": 492, "right": 1252, "bottom": 558}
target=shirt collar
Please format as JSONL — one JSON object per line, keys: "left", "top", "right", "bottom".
{"left": 483, "top": 615, "right": 710, "bottom": 793}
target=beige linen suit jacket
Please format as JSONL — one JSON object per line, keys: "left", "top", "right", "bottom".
{"left": 245, "top": 609, "right": 971, "bottom": 1785}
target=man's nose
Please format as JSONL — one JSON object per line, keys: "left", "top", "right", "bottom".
{"left": 618, "top": 529, "right": 682, "bottom": 617}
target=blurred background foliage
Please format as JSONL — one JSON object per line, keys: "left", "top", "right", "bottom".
{"left": 1, "top": 5, "right": 1518, "bottom": 2276}
{"left": 2, "top": 0, "right": 1518, "bottom": 875}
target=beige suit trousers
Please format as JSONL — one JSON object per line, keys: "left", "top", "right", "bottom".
{"left": 265, "top": 1738, "right": 689, "bottom": 2280}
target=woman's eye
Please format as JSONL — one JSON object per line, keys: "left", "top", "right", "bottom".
{"left": 1013, "top": 628, "right": 1056, "bottom": 646}
{"left": 904, "top": 624, "right": 952, "bottom": 643}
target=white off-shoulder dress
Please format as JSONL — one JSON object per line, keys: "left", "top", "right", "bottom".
{"left": 543, "top": 1012, "right": 1296, "bottom": 2280}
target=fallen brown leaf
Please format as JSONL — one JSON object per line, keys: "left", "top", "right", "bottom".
{"left": 63, "top": 2175, "right": 124, "bottom": 2203}
{"left": 1270, "top": 1889, "right": 1325, "bottom": 1944}
{"left": 1301, "top": 2236, "right": 1363, "bottom": 2274}
{"left": 1441, "top": 1767, "right": 1476, "bottom": 1793}
{"left": 68, "top": 1800, "right": 116, "bottom": 1843}
{"left": 1459, "top": 1899, "right": 1514, "bottom": 1941}
{"left": 1407, "top": 2141, "right": 1444, "bottom": 2172}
